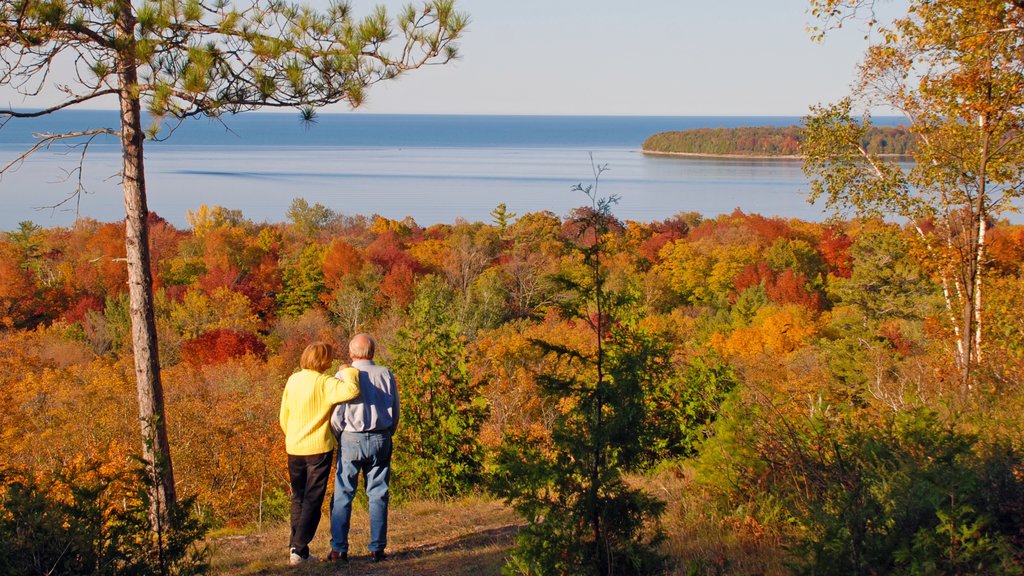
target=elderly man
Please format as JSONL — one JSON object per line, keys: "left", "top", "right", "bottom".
{"left": 327, "top": 333, "right": 400, "bottom": 563}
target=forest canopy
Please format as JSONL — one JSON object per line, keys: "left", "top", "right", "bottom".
{"left": 642, "top": 125, "right": 915, "bottom": 157}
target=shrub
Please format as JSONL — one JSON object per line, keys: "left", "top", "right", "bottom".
{"left": 0, "top": 459, "right": 208, "bottom": 576}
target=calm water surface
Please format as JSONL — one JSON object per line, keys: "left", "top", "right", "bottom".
{"left": 0, "top": 112, "right": 889, "bottom": 230}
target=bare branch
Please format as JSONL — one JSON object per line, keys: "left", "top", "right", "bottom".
{"left": 0, "top": 128, "right": 117, "bottom": 175}
{"left": 0, "top": 89, "right": 118, "bottom": 117}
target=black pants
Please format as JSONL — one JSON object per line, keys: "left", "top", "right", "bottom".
{"left": 287, "top": 451, "right": 333, "bottom": 557}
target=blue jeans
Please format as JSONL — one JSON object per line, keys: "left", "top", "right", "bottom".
{"left": 330, "top": 431, "right": 392, "bottom": 553}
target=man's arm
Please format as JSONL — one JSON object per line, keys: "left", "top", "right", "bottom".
{"left": 329, "top": 404, "right": 345, "bottom": 438}
{"left": 389, "top": 374, "right": 400, "bottom": 436}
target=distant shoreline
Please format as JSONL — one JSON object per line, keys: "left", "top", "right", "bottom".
{"left": 641, "top": 150, "right": 804, "bottom": 160}
{"left": 642, "top": 150, "right": 914, "bottom": 161}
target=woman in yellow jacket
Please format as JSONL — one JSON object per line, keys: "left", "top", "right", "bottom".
{"left": 279, "top": 342, "right": 360, "bottom": 565}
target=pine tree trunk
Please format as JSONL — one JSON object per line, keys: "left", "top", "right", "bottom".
{"left": 117, "top": 3, "right": 177, "bottom": 526}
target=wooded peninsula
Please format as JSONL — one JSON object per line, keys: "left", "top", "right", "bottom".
{"left": 642, "top": 125, "right": 915, "bottom": 158}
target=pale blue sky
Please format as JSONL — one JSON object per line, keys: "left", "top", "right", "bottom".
{"left": 0, "top": 0, "right": 905, "bottom": 116}
{"left": 337, "top": 0, "right": 905, "bottom": 116}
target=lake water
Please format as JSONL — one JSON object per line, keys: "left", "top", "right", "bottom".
{"left": 0, "top": 112, "right": 903, "bottom": 231}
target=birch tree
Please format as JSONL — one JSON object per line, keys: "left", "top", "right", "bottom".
{"left": 803, "top": 0, "right": 1024, "bottom": 391}
{"left": 1, "top": 0, "right": 466, "bottom": 526}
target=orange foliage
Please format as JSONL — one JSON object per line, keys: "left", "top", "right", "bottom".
{"left": 406, "top": 238, "right": 448, "bottom": 273}
{"left": 322, "top": 238, "right": 366, "bottom": 289}
{"left": 766, "top": 269, "right": 823, "bottom": 311}
{"left": 1, "top": 352, "right": 139, "bottom": 469}
{"left": 987, "top": 225, "right": 1024, "bottom": 276}
{"left": 0, "top": 240, "right": 40, "bottom": 328}
{"left": 164, "top": 355, "right": 288, "bottom": 525}
{"left": 239, "top": 251, "right": 283, "bottom": 322}
{"left": 67, "top": 220, "right": 128, "bottom": 298}
{"left": 711, "top": 305, "right": 819, "bottom": 361}
{"left": 148, "top": 212, "right": 185, "bottom": 291}
{"left": 379, "top": 262, "right": 416, "bottom": 308}
{"left": 470, "top": 322, "right": 550, "bottom": 447}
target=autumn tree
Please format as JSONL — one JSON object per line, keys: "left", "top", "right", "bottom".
{"left": 803, "top": 1, "right": 1024, "bottom": 390}
{"left": 1, "top": 0, "right": 466, "bottom": 526}
{"left": 389, "top": 274, "right": 487, "bottom": 498}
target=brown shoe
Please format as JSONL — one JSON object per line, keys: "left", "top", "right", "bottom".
{"left": 327, "top": 550, "right": 348, "bottom": 562}
{"left": 371, "top": 550, "right": 387, "bottom": 562}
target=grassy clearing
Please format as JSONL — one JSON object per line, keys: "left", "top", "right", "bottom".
{"left": 211, "top": 470, "right": 789, "bottom": 575}
{"left": 210, "top": 495, "right": 521, "bottom": 575}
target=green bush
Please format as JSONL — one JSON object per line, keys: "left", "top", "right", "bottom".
{"left": 0, "top": 459, "right": 209, "bottom": 576}
{"left": 390, "top": 275, "right": 488, "bottom": 499}
{"left": 701, "top": 405, "right": 1024, "bottom": 575}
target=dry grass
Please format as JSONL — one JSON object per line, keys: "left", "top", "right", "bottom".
{"left": 649, "top": 465, "right": 788, "bottom": 576}
{"left": 210, "top": 495, "right": 521, "bottom": 576}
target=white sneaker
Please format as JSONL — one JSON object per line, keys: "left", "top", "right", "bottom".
{"left": 288, "top": 549, "right": 319, "bottom": 565}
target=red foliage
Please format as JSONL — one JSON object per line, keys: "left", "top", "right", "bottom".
{"left": 878, "top": 322, "right": 913, "bottom": 356}
{"left": 819, "top": 227, "right": 853, "bottom": 278}
{"left": 733, "top": 262, "right": 773, "bottom": 297}
{"left": 691, "top": 210, "right": 792, "bottom": 247}
{"left": 198, "top": 265, "right": 243, "bottom": 293}
{"left": 732, "top": 263, "right": 823, "bottom": 311}
{"left": 62, "top": 294, "right": 104, "bottom": 324}
{"left": 742, "top": 212, "right": 792, "bottom": 243}
{"left": 560, "top": 207, "right": 624, "bottom": 247}
{"left": 0, "top": 241, "right": 41, "bottom": 328}
{"left": 766, "top": 269, "right": 823, "bottom": 311}
{"left": 366, "top": 231, "right": 419, "bottom": 272}
{"left": 180, "top": 328, "right": 268, "bottom": 366}
{"left": 379, "top": 262, "right": 416, "bottom": 309}
{"left": 639, "top": 216, "right": 690, "bottom": 262}
{"left": 240, "top": 251, "right": 283, "bottom": 322}
{"left": 148, "top": 213, "right": 184, "bottom": 291}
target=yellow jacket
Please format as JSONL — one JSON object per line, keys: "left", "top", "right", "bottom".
{"left": 280, "top": 367, "right": 360, "bottom": 455}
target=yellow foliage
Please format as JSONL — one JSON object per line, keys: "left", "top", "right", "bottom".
{"left": 186, "top": 204, "right": 244, "bottom": 237}
{"left": 1, "top": 355, "right": 137, "bottom": 470}
{"left": 370, "top": 214, "right": 411, "bottom": 236}
{"left": 407, "top": 238, "right": 448, "bottom": 272}
{"left": 656, "top": 239, "right": 760, "bottom": 304}
{"left": 168, "top": 287, "right": 260, "bottom": 339}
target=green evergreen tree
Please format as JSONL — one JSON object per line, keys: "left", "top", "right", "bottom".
{"left": 490, "top": 202, "right": 518, "bottom": 231}
{"left": 491, "top": 162, "right": 665, "bottom": 576}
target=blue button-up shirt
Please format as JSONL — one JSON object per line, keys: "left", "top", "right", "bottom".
{"left": 331, "top": 359, "right": 400, "bottom": 435}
